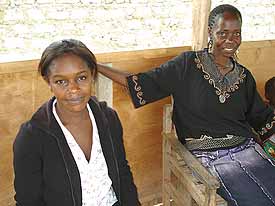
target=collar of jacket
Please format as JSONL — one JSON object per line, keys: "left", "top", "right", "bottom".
{"left": 30, "top": 96, "right": 120, "bottom": 206}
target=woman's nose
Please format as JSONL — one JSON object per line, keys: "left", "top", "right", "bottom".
{"left": 226, "top": 34, "right": 234, "bottom": 42}
{"left": 67, "top": 80, "right": 80, "bottom": 92}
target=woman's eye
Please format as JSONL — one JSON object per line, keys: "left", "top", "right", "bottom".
{"left": 55, "top": 80, "right": 66, "bottom": 85}
{"left": 78, "top": 76, "right": 87, "bottom": 81}
{"left": 219, "top": 32, "right": 226, "bottom": 37}
{"left": 235, "top": 32, "right": 241, "bottom": 36}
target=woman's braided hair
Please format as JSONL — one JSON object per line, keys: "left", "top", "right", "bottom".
{"left": 208, "top": 4, "right": 242, "bottom": 30}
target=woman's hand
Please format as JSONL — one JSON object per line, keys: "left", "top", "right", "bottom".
{"left": 263, "top": 134, "right": 275, "bottom": 160}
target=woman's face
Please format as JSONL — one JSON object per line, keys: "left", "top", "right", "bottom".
{"left": 46, "top": 53, "right": 93, "bottom": 114}
{"left": 210, "top": 11, "right": 242, "bottom": 59}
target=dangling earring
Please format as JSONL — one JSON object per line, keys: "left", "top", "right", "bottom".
{"left": 233, "top": 48, "right": 240, "bottom": 61}
{"left": 208, "top": 39, "right": 213, "bottom": 53}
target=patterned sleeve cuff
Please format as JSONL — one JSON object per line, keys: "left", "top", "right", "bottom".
{"left": 126, "top": 74, "right": 147, "bottom": 108}
{"left": 257, "top": 116, "right": 275, "bottom": 141}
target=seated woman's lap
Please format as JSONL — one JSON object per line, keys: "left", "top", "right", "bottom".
{"left": 193, "top": 139, "right": 275, "bottom": 206}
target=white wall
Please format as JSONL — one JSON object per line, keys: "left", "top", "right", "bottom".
{"left": 0, "top": 0, "right": 274, "bottom": 62}
{"left": 212, "top": 0, "right": 275, "bottom": 41}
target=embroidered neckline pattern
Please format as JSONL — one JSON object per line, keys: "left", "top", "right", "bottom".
{"left": 195, "top": 50, "right": 246, "bottom": 103}
{"left": 132, "top": 75, "right": 146, "bottom": 106}
{"left": 257, "top": 116, "right": 275, "bottom": 136}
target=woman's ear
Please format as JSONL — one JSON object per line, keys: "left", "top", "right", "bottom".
{"left": 43, "top": 76, "right": 53, "bottom": 91}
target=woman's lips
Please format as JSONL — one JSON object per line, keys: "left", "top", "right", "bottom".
{"left": 224, "top": 48, "right": 234, "bottom": 52}
{"left": 67, "top": 97, "right": 84, "bottom": 104}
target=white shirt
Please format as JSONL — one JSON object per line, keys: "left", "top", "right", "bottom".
{"left": 53, "top": 100, "right": 118, "bottom": 206}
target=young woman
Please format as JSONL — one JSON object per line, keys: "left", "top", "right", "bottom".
{"left": 13, "top": 39, "right": 140, "bottom": 206}
{"left": 98, "top": 4, "right": 275, "bottom": 206}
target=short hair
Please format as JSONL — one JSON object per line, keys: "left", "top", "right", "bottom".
{"left": 265, "top": 76, "right": 275, "bottom": 101}
{"left": 38, "top": 39, "right": 97, "bottom": 79}
{"left": 208, "top": 4, "right": 242, "bottom": 30}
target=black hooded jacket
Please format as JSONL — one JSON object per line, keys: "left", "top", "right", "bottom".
{"left": 13, "top": 96, "right": 140, "bottom": 206}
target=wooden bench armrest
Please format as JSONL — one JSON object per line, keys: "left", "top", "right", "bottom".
{"left": 163, "top": 132, "right": 220, "bottom": 190}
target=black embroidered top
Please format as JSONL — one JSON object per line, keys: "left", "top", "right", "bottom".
{"left": 126, "top": 49, "right": 275, "bottom": 144}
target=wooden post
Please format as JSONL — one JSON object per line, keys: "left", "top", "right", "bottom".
{"left": 162, "top": 104, "right": 173, "bottom": 205}
{"left": 95, "top": 63, "right": 113, "bottom": 107}
{"left": 163, "top": 136, "right": 172, "bottom": 205}
{"left": 192, "top": 0, "right": 211, "bottom": 51}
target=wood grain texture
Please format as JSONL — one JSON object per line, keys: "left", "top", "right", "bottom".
{"left": 0, "top": 72, "right": 37, "bottom": 206}
{"left": 239, "top": 41, "right": 275, "bottom": 99}
{"left": 192, "top": 0, "right": 211, "bottom": 50}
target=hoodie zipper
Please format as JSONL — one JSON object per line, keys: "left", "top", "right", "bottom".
{"left": 40, "top": 128, "right": 77, "bottom": 206}
{"left": 108, "top": 132, "right": 121, "bottom": 204}
{"left": 55, "top": 137, "right": 77, "bottom": 206}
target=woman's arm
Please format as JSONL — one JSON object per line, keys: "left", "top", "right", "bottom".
{"left": 245, "top": 72, "right": 275, "bottom": 141}
{"left": 97, "top": 63, "right": 132, "bottom": 87}
{"left": 98, "top": 52, "right": 186, "bottom": 108}
{"left": 262, "top": 133, "right": 275, "bottom": 161}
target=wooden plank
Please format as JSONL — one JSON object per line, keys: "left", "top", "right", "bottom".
{"left": 0, "top": 71, "right": 36, "bottom": 206}
{"left": 165, "top": 134, "right": 220, "bottom": 189}
{"left": 163, "top": 104, "right": 173, "bottom": 134}
{"left": 192, "top": 0, "right": 211, "bottom": 50}
{"left": 163, "top": 136, "right": 172, "bottom": 205}
{"left": 240, "top": 39, "right": 275, "bottom": 49}
{"left": 196, "top": 185, "right": 227, "bottom": 206}
{"left": 0, "top": 59, "right": 38, "bottom": 74}
{"left": 167, "top": 182, "right": 191, "bottom": 206}
{"left": 96, "top": 46, "right": 189, "bottom": 62}
{"left": 168, "top": 154, "right": 205, "bottom": 206}
{"left": 238, "top": 44, "right": 275, "bottom": 99}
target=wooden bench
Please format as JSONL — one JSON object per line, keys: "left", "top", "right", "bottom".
{"left": 162, "top": 104, "right": 227, "bottom": 206}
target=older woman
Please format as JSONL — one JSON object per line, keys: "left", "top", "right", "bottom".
{"left": 98, "top": 4, "right": 275, "bottom": 206}
{"left": 13, "top": 39, "right": 140, "bottom": 206}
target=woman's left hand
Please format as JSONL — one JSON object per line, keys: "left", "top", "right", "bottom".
{"left": 263, "top": 134, "right": 275, "bottom": 161}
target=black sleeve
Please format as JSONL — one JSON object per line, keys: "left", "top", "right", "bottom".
{"left": 126, "top": 52, "right": 188, "bottom": 108}
{"left": 13, "top": 123, "right": 45, "bottom": 206}
{"left": 245, "top": 72, "right": 275, "bottom": 141}
{"left": 104, "top": 107, "right": 140, "bottom": 205}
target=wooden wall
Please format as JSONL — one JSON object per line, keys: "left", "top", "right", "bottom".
{"left": 0, "top": 46, "right": 188, "bottom": 206}
{"left": 238, "top": 40, "right": 275, "bottom": 96}
{"left": 0, "top": 40, "right": 274, "bottom": 206}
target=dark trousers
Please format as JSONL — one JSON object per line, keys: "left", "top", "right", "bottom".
{"left": 193, "top": 139, "right": 275, "bottom": 206}
{"left": 113, "top": 201, "right": 120, "bottom": 206}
